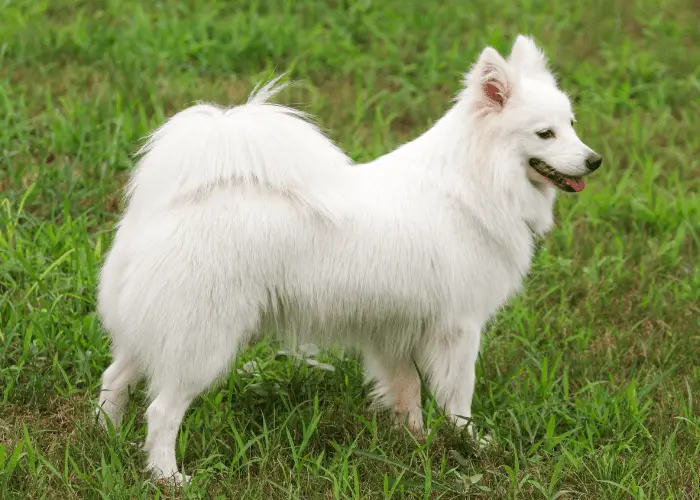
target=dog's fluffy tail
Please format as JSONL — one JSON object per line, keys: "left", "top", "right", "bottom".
{"left": 124, "top": 77, "right": 351, "bottom": 221}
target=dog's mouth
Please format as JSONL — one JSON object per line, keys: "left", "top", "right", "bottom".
{"left": 528, "top": 158, "right": 585, "bottom": 193}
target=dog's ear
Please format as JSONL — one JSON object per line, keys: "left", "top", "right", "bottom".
{"left": 465, "top": 46, "right": 516, "bottom": 110}
{"left": 508, "top": 35, "right": 555, "bottom": 84}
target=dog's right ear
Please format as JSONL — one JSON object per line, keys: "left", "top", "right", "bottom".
{"left": 465, "top": 47, "right": 517, "bottom": 111}
{"left": 508, "top": 35, "right": 556, "bottom": 85}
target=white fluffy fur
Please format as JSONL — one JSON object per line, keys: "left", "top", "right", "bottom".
{"left": 96, "top": 36, "right": 600, "bottom": 482}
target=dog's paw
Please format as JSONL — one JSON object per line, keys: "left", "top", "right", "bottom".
{"left": 462, "top": 423, "right": 493, "bottom": 449}
{"left": 95, "top": 407, "right": 107, "bottom": 429}
{"left": 95, "top": 407, "right": 115, "bottom": 432}
{"left": 95, "top": 403, "right": 124, "bottom": 432}
{"left": 171, "top": 472, "right": 192, "bottom": 486}
{"left": 149, "top": 463, "right": 191, "bottom": 486}
{"left": 476, "top": 433, "right": 493, "bottom": 449}
{"left": 153, "top": 471, "right": 191, "bottom": 486}
{"left": 392, "top": 420, "right": 427, "bottom": 440}
{"left": 392, "top": 410, "right": 426, "bottom": 440}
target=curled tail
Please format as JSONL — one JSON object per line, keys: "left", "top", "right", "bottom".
{"left": 123, "top": 77, "right": 352, "bottom": 222}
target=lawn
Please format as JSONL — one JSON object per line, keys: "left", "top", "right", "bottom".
{"left": 1, "top": 0, "right": 699, "bottom": 498}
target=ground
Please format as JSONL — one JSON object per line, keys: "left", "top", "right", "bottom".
{"left": 1, "top": 0, "right": 699, "bottom": 498}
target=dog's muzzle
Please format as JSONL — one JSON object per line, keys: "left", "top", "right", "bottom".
{"left": 528, "top": 158, "right": 589, "bottom": 193}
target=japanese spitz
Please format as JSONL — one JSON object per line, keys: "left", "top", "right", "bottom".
{"left": 96, "top": 35, "right": 602, "bottom": 482}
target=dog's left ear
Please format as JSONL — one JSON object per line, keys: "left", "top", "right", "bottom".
{"left": 508, "top": 35, "right": 555, "bottom": 84}
{"left": 465, "top": 47, "right": 517, "bottom": 111}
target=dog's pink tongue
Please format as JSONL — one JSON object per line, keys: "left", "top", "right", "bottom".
{"left": 565, "top": 177, "right": 585, "bottom": 192}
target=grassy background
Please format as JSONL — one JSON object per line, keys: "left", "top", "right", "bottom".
{"left": 1, "top": 0, "right": 699, "bottom": 498}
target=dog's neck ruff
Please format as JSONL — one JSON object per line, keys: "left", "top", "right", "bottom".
{"left": 390, "top": 104, "right": 557, "bottom": 240}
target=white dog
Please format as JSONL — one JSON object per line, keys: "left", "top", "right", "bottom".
{"left": 96, "top": 35, "right": 601, "bottom": 482}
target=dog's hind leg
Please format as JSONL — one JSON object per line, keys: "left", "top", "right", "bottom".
{"left": 144, "top": 366, "right": 228, "bottom": 483}
{"left": 364, "top": 352, "right": 424, "bottom": 436}
{"left": 144, "top": 386, "right": 195, "bottom": 484}
{"left": 143, "top": 316, "right": 257, "bottom": 484}
{"left": 97, "top": 354, "right": 140, "bottom": 430}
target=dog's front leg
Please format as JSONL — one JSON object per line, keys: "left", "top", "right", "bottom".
{"left": 423, "top": 322, "right": 482, "bottom": 438}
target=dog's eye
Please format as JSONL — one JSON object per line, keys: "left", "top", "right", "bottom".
{"left": 536, "top": 129, "right": 555, "bottom": 139}
{"left": 570, "top": 120, "right": 575, "bottom": 127}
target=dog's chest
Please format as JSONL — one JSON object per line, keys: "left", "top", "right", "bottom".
{"left": 446, "top": 222, "right": 534, "bottom": 319}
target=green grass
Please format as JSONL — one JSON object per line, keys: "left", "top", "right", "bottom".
{"left": 1, "top": 0, "right": 699, "bottom": 497}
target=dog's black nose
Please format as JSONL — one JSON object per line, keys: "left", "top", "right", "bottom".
{"left": 586, "top": 153, "right": 602, "bottom": 172}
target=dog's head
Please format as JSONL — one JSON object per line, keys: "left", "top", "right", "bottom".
{"left": 462, "top": 35, "right": 601, "bottom": 193}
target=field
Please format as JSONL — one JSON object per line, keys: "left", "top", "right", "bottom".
{"left": 1, "top": 0, "right": 699, "bottom": 498}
